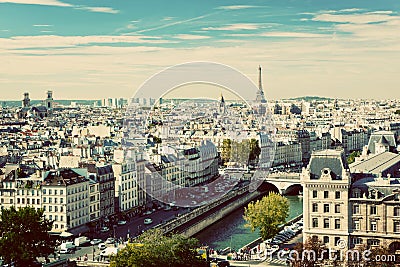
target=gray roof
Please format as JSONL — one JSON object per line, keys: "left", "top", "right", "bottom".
{"left": 350, "top": 151, "right": 400, "bottom": 175}
{"left": 367, "top": 130, "right": 396, "bottom": 154}
{"left": 309, "top": 149, "right": 348, "bottom": 180}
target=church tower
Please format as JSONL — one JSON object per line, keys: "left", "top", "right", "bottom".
{"left": 45, "top": 90, "right": 53, "bottom": 110}
{"left": 255, "top": 65, "right": 266, "bottom": 103}
{"left": 219, "top": 93, "right": 226, "bottom": 114}
{"left": 22, "top": 92, "right": 30, "bottom": 108}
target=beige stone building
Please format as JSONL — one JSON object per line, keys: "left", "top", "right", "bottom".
{"left": 302, "top": 149, "right": 400, "bottom": 252}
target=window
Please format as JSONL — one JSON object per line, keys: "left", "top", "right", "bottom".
{"left": 394, "top": 207, "right": 400, "bottom": 216}
{"left": 353, "top": 190, "right": 360, "bottom": 198}
{"left": 394, "top": 221, "right": 400, "bottom": 233}
{"left": 312, "top": 218, "right": 318, "bottom": 228}
{"left": 353, "top": 204, "right": 360, "bottom": 214}
{"left": 43, "top": 189, "right": 46, "bottom": 194}
{"left": 312, "top": 203, "right": 318, "bottom": 212}
{"left": 368, "top": 239, "right": 380, "bottom": 246}
{"left": 352, "top": 237, "right": 362, "bottom": 245}
{"left": 324, "top": 204, "right": 330, "bottom": 213}
{"left": 353, "top": 220, "right": 360, "bottom": 230}
{"left": 324, "top": 191, "right": 329, "bottom": 199}
{"left": 335, "top": 237, "right": 340, "bottom": 246}
{"left": 49, "top": 189, "right": 52, "bottom": 195}
{"left": 313, "top": 190, "right": 317, "bottom": 198}
{"left": 335, "top": 204, "right": 340, "bottom": 213}
{"left": 60, "top": 190, "right": 63, "bottom": 195}
{"left": 335, "top": 219, "right": 341, "bottom": 229}
{"left": 49, "top": 197, "right": 52, "bottom": 204}
{"left": 370, "top": 206, "right": 377, "bottom": 215}
{"left": 370, "top": 221, "right": 377, "bottom": 232}
{"left": 335, "top": 191, "right": 341, "bottom": 199}
{"left": 324, "top": 218, "right": 330, "bottom": 228}
{"left": 323, "top": 236, "right": 329, "bottom": 244}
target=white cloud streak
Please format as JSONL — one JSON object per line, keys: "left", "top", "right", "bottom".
{"left": 137, "top": 13, "right": 217, "bottom": 33}
{"left": 313, "top": 13, "right": 396, "bottom": 24}
{"left": 75, "top": 6, "right": 119, "bottom": 14}
{"left": 173, "top": 34, "right": 210, "bottom": 40}
{"left": 217, "top": 5, "right": 258, "bottom": 10}
{"left": 203, "top": 23, "right": 260, "bottom": 31}
{"left": 0, "top": 0, "right": 71, "bottom": 6}
{"left": 0, "top": 0, "right": 119, "bottom": 14}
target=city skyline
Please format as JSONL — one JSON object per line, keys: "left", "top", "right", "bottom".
{"left": 0, "top": 0, "right": 399, "bottom": 100}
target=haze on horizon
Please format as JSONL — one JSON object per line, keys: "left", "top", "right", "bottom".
{"left": 0, "top": 0, "right": 399, "bottom": 101}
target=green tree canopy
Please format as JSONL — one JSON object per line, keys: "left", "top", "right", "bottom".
{"left": 0, "top": 206, "right": 57, "bottom": 266}
{"left": 110, "top": 229, "right": 206, "bottom": 267}
{"left": 243, "top": 192, "right": 289, "bottom": 240}
{"left": 347, "top": 150, "right": 361, "bottom": 164}
{"left": 221, "top": 138, "right": 261, "bottom": 166}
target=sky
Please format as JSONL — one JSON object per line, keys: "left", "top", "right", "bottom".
{"left": 0, "top": 0, "right": 399, "bottom": 100}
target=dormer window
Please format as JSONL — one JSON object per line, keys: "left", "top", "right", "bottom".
{"left": 369, "top": 190, "right": 376, "bottom": 199}
{"left": 322, "top": 168, "right": 330, "bottom": 176}
{"left": 353, "top": 189, "right": 361, "bottom": 198}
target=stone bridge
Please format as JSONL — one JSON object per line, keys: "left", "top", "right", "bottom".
{"left": 260, "top": 172, "right": 302, "bottom": 195}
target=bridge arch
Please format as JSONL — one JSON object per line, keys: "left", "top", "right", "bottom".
{"left": 257, "top": 181, "right": 280, "bottom": 194}
{"left": 284, "top": 184, "right": 303, "bottom": 196}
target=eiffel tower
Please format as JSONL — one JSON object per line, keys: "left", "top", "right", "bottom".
{"left": 255, "top": 65, "right": 266, "bottom": 103}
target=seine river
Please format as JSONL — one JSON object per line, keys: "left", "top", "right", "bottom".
{"left": 194, "top": 196, "right": 303, "bottom": 250}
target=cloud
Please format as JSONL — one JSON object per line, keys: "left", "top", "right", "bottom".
{"left": 0, "top": 35, "right": 174, "bottom": 50}
{"left": 138, "top": 13, "right": 216, "bottom": 33}
{"left": 0, "top": 0, "right": 119, "bottom": 14}
{"left": 312, "top": 13, "right": 396, "bottom": 24}
{"left": 33, "top": 24, "right": 53, "bottom": 27}
{"left": 162, "top": 17, "right": 175, "bottom": 21}
{"left": 217, "top": 5, "right": 257, "bottom": 10}
{"left": 173, "top": 34, "right": 210, "bottom": 40}
{"left": 203, "top": 23, "right": 260, "bottom": 31}
{"left": 226, "top": 31, "right": 328, "bottom": 38}
{"left": 75, "top": 6, "right": 119, "bottom": 14}
{"left": 0, "top": 0, "right": 71, "bottom": 6}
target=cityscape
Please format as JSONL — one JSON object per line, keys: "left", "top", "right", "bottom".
{"left": 1, "top": 0, "right": 400, "bottom": 267}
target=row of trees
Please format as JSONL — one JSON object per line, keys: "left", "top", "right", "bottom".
{"left": 0, "top": 207, "right": 57, "bottom": 267}
{"left": 221, "top": 138, "right": 261, "bottom": 166}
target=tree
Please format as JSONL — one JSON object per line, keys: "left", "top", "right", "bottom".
{"left": 0, "top": 206, "right": 57, "bottom": 266}
{"left": 221, "top": 139, "right": 232, "bottom": 164}
{"left": 243, "top": 192, "right": 289, "bottom": 240}
{"left": 347, "top": 150, "right": 361, "bottom": 164}
{"left": 110, "top": 229, "right": 206, "bottom": 267}
{"left": 291, "top": 236, "right": 327, "bottom": 267}
{"left": 248, "top": 139, "right": 261, "bottom": 163}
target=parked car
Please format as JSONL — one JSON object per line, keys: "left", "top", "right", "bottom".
{"left": 117, "top": 220, "right": 127, "bottom": 225}
{"left": 100, "top": 226, "right": 109, "bottom": 233}
{"left": 59, "top": 247, "right": 73, "bottom": 254}
{"left": 105, "top": 238, "right": 115, "bottom": 244}
{"left": 143, "top": 210, "right": 152, "bottom": 215}
{"left": 144, "top": 218, "right": 153, "bottom": 225}
{"left": 90, "top": 239, "right": 102, "bottom": 245}
{"left": 98, "top": 243, "right": 106, "bottom": 250}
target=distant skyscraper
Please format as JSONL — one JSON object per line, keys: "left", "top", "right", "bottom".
{"left": 255, "top": 65, "right": 266, "bottom": 103}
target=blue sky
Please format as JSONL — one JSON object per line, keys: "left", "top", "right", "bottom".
{"left": 0, "top": 0, "right": 399, "bottom": 100}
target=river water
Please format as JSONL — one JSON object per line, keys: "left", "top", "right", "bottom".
{"left": 194, "top": 195, "right": 303, "bottom": 250}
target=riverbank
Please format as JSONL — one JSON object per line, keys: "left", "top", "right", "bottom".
{"left": 195, "top": 195, "right": 303, "bottom": 250}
